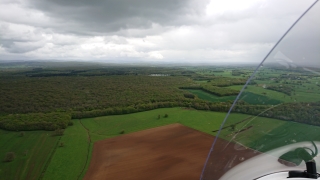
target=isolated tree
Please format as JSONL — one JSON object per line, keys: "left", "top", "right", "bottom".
{"left": 164, "top": 114, "right": 168, "bottom": 118}
{"left": 4, "top": 152, "right": 15, "bottom": 162}
{"left": 183, "top": 93, "right": 195, "bottom": 99}
{"left": 19, "top": 132, "right": 25, "bottom": 137}
{"left": 120, "top": 129, "right": 125, "bottom": 134}
{"left": 23, "top": 150, "right": 28, "bottom": 156}
{"left": 53, "top": 128, "right": 64, "bottom": 136}
{"left": 59, "top": 142, "right": 64, "bottom": 147}
{"left": 230, "top": 124, "right": 236, "bottom": 131}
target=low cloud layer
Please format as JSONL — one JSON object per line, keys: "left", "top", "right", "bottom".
{"left": 0, "top": 0, "right": 318, "bottom": 64}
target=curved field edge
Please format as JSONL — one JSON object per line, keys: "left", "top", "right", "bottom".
{"left": 42, "top": 120, "right": 89, "bottom": 180}
{"left": 43, "top": 108, "right": 231, "bottom": 179}
{"left": 42, "top": 107, "right": 301, "bottom": 179}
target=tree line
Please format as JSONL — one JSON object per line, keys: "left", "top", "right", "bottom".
{"left": 266, "top": 85, "right": 294, "bottom": 96}
{"left": 209, "top": 77, "right": 251, "bottom": 87}
{"left": 179, "top": 86, "right": 239, "bottom": 96}
{"left": 1, "top": 66, "right": 320, "bottom": 131}
{"left": 71, "top": 99, "right": 320, "bottom": 127}
{"left": 0, "top": 112, "right": 71, "bottom": 131}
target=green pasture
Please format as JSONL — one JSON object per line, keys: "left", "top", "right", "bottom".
{"left": 81, "top": 108, "right": 231, "bottom": 141}
{"left": 2, "top": 107, "right": 320, "bottom": 180}
{"left": 0, "top": 107, "right": 252, "bottom": 180}
{"left": 239, "top": 92, "right": 282, "bottom": 105}
{"left": 231, "top": 120, "right": 320, "bottom": 154}
{"left": 42, "top": 108, "right": 251, "bottom": 179}
{"left": 293, "top": 91, "right": 320, "bottom": 102}
{"left": 190, "top": 67, "right": 244, "bottom": 78}
{"left": 228, "top": 67, "right": 320, "bottom": 102}
{"left": 229, "top": 85, "right": 290, "bottom": 102}
{"left": 41, "top": 107, "right": 302, "bottom": 180}
{"left": 187, "top": 88, "right": 281, "bottom": 105}
{"left": 246, "top": 85, "right": 291, "bottom": 102}
{"left": 43, "top": 121, "right": 89, "bottom": 180}
{"left": 215, "top": 114, "right": 320, "bottom": 155}
{"left": 253, "top": 121, "right": 320, "bottom": 152}
{"left": 218, "top": 115, "right": 287, "bottom": 144}
{"left": 211, "top": 71, "right": 234, "bottom": 77}
{"left": 229, "top": 85, "right": 320, "bottom": 103}
{"left": 0, "top": 130, "right": 59, "bottom": 180}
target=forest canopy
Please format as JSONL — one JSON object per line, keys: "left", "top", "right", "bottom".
{"left": 1, "top": 65, "right": 320, "bottom": 130}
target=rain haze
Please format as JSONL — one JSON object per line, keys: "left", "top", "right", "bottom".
{"left": 0, "top": 0, "right": 319, "bottom": 65}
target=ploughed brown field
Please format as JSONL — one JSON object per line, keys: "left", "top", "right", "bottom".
{"left": 83, "top": 123, "right": 259, "bottom": 180}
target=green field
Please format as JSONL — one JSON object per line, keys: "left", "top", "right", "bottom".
{"left": 229, "top": 85, "right": 320, "bottom": 103}
{"left": 42, "top": 120, "right": 89, "bottom": 180}
{"left": 40, "top": 107, "right": 296, "bottom": 179}
{"left": 77, "top": 109, "right": 227, "bottom": 141}
{"left": 1, "top": 107, "right": 320, "bottom": 179}
{"left": 249, "top": 121, "right": 320, "bottom": 152}
{"left": 40, "top": 108, "right": 231, "bottom": 179}
{"left": 229, "top": 85, "right": 292, "bottom": 102}
{"left": 239, "top": 91, "right": 282, "bottom": 105}
{"left": 189, "top": 66, "right": 320, "bottom": 104}
{"left": 0, "top": 130, "right": 59, "bottom": 180}
{"left": 218, "top": 115, "right": 320, "bottom": 155}
{"left": 187, "top": 88, "right": 281, "bottom": 105}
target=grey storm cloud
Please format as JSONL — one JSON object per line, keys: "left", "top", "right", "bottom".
{"left": 4, "top": 40, "right": 44, "bottom": 53}
{"left": 0, "top": 0, "right": 318, "bottom": 64}
{"left": 25, "top": 0, "right": 208, "bottom": 35}
{"left": 269, "top": 1, "right": 320, "bottom": 67}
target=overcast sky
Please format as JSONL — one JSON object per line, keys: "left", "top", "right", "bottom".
{"left": 0, "top": 0, "right": 318, "bottom": 64}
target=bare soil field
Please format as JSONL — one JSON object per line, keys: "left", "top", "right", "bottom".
{"left": 84, "top": 123, "right": 259, "bottom": 180}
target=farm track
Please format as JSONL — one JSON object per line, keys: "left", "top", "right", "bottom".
{"left": 39, "top": 136, "right": 61, "bottom": 180}
{"left": 27, "top": 133, "right": 47, "bottom": 180}
{"left": 211, "top": 116, "right": 253, "bottom": 132}
{"left": 78, "top": 120, "right": 92, "bottom": 180}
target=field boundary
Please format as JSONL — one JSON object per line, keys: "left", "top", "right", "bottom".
{"left": 83, "top": 123, "right": 214, "bottom": 180}
{"left": 77, "top": 120, "right": 92, "bottom": 180}
{"left": 39, "top": 136, "right": 61, "bottom": 180}
{"left": 211, "top": 116, "right": 253, "bottom": 132}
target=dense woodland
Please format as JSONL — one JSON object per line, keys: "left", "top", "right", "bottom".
{"left": 0, "top": 75, "right": 189, "bottom": 114}
{"left": 0, "top": 112, "right": 71, "bottom": 131}
{"left": 1, "top": 64, "right": 320, "bottom": 130}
